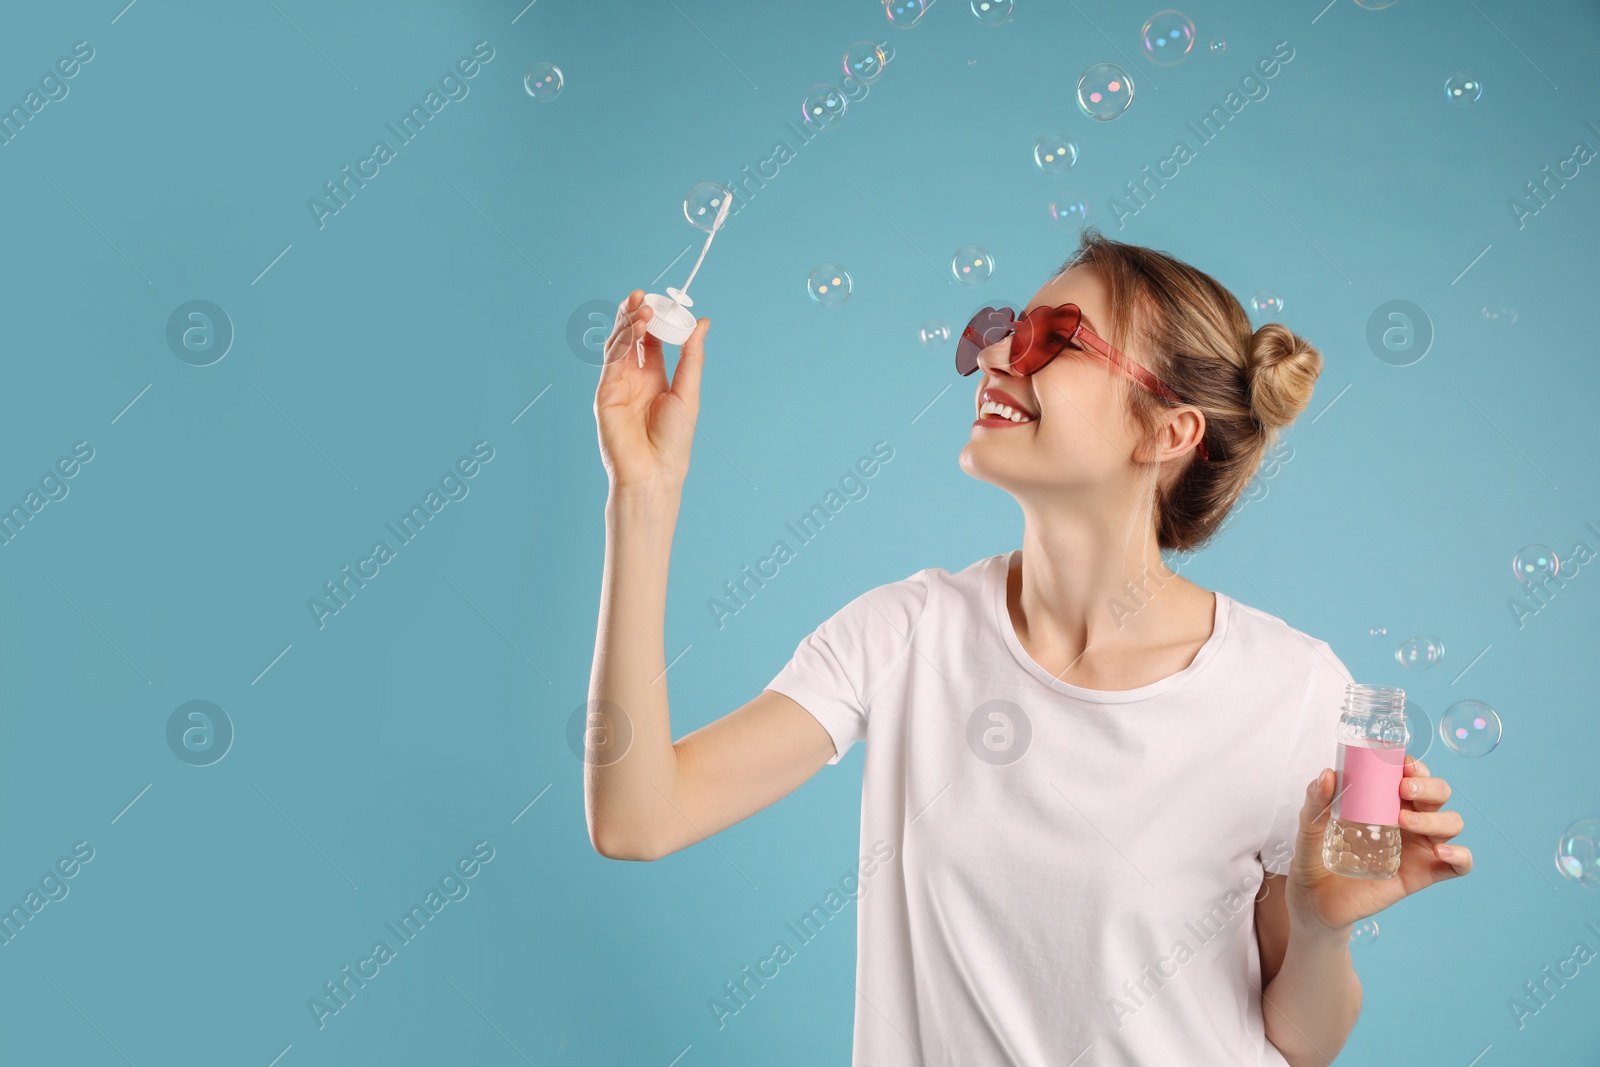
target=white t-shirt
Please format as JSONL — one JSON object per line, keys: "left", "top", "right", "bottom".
{"left": 765, "top": 549, "right": 1354, "bottom": 1066}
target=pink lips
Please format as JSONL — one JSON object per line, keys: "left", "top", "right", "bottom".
{"left": 974, "top": 386, "right": 1037, "bottom": 428}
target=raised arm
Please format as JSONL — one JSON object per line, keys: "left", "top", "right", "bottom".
{"left": 586, "top": 292, "right": 837, "bottom": 861}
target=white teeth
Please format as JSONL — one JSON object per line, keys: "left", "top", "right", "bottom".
{"left": 979, "top": 399, "right": 1033, "bottom": 423}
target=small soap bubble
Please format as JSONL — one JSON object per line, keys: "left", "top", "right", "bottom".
{"left": 951, "top": 244, "right": 995, "bottom": 285}
{"left": 1076, "top": 62, "right": 1134, "bottom": 121}
{"left": 1445, "top": 72, "right": 1483, "bottom": 105}
{"left": 1140, "top": 10, "right": 1196, "bottom": 67}
{"left": 1482, "top": 305, "right": 1518, "bottom": 325}
{"left": 1403, "top": 698, "right": 1432, "bottom": 760}
{"left": 1512, "top": 544, "right": 1560, "bottom": 585}
{"left": 1209, "top": 38, "right": 1226, "bottom": 52}
{"left": 1350, "top": 919, "right": 1379, "bottom": 945}
{"left": 1555, "top": 817, "right": 1600, "bottom": 889}
{"left": 920, "top": 319, "right": 952, "bottom": 347}
{"left": 1369, "top": 626, "right": 1387, "bottom": 637}
{"left": 1033, "top": 134, "right": 1079, "bottom": 175}
{"left": 1353, "top": 0, "right": 1397, "bottom": 8}
{"left": 1394, "top": 634, "right": 1444, "bottom": 671}
{"left": 1439, "top": 700, "right": 1501, "bottom": 757}
{"left": 844, "top": 40, "right": 888, "bottom": 82}
{"left": 1250, "top": 290, "right": 1284, "bottom": 315}
{"left": 802, "top": 83, "right": 848, "bottom": 132}
{"left": 523, "top": 63, "right": 563, "bottom": 101}
{"left": 885, "top": 0, "right": 927, "bottom": 28}
{"left": 683, "top": 182, "right": 734, "bottom": 232}
{"left": 807, "top": 263, "right": 852, "bottom": 307}
{"left": 1049, "top": 195, "right": 1089, "bottom": 230}
{"left": 970, "top": 0, "right": 1014, "bottom": 25}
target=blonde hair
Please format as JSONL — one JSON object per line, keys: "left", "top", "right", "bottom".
{"left": 1056, "top": 229, "right": 1323, "bottom": 553}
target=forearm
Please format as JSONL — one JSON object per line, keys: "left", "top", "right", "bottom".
{"left": 585, "top": 486, "right": 684, "bottom": 858}
{"left": 1261, "top": 922, "right": 1362, "bottom": 1067}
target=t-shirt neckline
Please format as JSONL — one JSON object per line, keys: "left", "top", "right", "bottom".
{"left": 989, "top": 548, "right": 1230, "bottom": 703}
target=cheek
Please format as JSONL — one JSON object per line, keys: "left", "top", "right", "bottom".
{"left": 1039, "top": 372, "right": 1135, "bottom": 449}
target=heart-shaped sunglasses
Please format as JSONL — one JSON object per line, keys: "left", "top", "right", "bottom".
{"left": 955, "top": 302, "right": 1212, "bottom": 461}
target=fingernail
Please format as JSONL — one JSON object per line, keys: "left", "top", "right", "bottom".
{"left": 1437, "top": 844, "right": 1454, "bottom": 859}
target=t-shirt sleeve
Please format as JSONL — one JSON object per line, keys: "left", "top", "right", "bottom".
{"left": 764, "top": 570, "right": 931, "bottom": 765}
{"left": 1259, "top": 638, "right": 1355, "bottom": 876}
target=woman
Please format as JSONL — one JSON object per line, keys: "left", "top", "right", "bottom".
{"left": 586, "top": 229, "right": 1472, "bottom": 1065}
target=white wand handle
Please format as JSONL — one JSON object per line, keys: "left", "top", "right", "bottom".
{"left": 677, "top": 193, "right": 732, "bottom": 300}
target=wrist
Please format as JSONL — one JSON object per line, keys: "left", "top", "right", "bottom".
{"left": 1287, "top": 907, "right": 1355, "bottom": 949}
{"left": 607, "top": 481, "right": 683, "bottom": 518}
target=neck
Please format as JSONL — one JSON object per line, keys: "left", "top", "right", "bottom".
{"left": 1012, "top": 480, "right": 1190, "bottom": 658}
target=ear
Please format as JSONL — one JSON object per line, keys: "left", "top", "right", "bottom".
{"left": 1155, "top": 406, "right": 1206, "bottom": 463}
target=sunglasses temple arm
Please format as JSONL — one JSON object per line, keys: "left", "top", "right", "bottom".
{"left": 1078, "top": 328, "right": 1187, "bottom": 404}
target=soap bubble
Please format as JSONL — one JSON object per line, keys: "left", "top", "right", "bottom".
{"left": 1395, "top": 635, "right": 1444, "bottom": 671}
{"left": 885, "top": 0, "right": 927, "bottom": 28}
{"left": 683, "top": 182, "right": 735, "bottom": 232}
{"left": 807, "top": 263, "right": 852, "bottom": 307}
{"left": 1369, "top": 626, "right": 1387, "bottom": 637}
{"left": 1445, "top": 72, "right": 1483, "bottom": 105}
{"left": 844, "top": 40, "right": 888, "bottom": 82}
{"left": 1209, "top": 38, "right": 1226, "bottom": 52}
{"left": 1512, "top": 544, "right": 1560, "bottom": 585}
{"left": 1481, "top": 305, "right": 1518, "bottom": 325}
{"left": 1350, "top": 919, "right": 1379, "bottom": 945}
{"left": 1049, "top": 195, "right": 1089, "bottom": 230}
{"left": 523, "top": 63, "right": 563, "bottom": 101}
{"left": 802, "top": 83, "right": 848, "bottom": 132}
{"left": 1439, "top": 700, "right": 1501, "bottom": 757}
{"left": 1353, "top": 0, "right": 1397, "bottom": 8}
{"left": 970, "top": 0, "right": 1014, "bottom": 25}
{"left": 919, "top": 319, "right": 952, "bottom": 347}
{"left": 1076, "top": 63, "right": 1134, "bottom": 121}
{"left": 951, "top": 244, "right": 995, "bottom": 285}
{"left": 1033, "top": 134, "right": 1078, "bottom": 175}
{"left": 1402, "top": 698, "right": 1432, "bottom": 759}
{"left": 1140, "top": 10, "right": 1196, "bottom": 66}
{"left": 1250, "top": 290, "right": 1284, "bottom": 315}
{"left": 1555, "top": 817, "right": 1600, "bottom": 889}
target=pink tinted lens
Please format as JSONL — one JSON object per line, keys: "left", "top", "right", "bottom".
{"left": 956, "top": 306, "right": 1018, "bottom": 375}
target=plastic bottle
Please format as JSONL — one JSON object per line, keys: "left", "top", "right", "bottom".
{"left": 1322, "top": 682, "right": 1408, "bottom": 879}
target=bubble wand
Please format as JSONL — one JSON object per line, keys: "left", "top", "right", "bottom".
{"left": 639, "top": 191, "right": 732, "bottom": 365}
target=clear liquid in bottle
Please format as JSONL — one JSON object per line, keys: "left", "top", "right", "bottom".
{"left": 1321, "top": 684, "right": 1408, "bottom": 880}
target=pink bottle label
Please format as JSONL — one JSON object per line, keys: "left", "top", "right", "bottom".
{"left": 1336, "top": 742, "right": 1405, "bottom": 825}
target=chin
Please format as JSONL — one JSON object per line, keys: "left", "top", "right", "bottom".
{"left": 961, "top": 438, "right": 1087, "bottom": 492}
{"left": 958, "top": 441, "right": 1020, "bottom": 486}
{"left": 957, "top": 442, "right": 987, "bottom": 481}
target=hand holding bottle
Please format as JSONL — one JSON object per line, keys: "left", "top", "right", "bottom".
{"left": 1284, "top": 756, "right": 1471, "bottom": 937}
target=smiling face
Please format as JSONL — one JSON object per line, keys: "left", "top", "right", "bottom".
{"left": 959, "top": 264, "right": 1181, "bottom": 496}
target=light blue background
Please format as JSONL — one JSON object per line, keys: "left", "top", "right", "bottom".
{"left": 1, "top": 0, "right": 1596, "bottom": 1063}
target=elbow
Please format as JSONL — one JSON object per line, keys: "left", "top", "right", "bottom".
{"left": 589, "top": 822, "right": 663, "bottom": 862}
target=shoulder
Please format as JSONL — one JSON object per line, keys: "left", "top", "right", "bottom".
{"left": 1221, "top": 593, "right": 1354, "bottom": 689}
{"left": 820, "top": 552, "right": 1002, "bottom": 634}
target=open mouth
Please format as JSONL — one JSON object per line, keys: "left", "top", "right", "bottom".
{"left": 976, "top": 387, "right": 1037, "bottom": 425}
{"left": 977, "top": 399, "right": 1035, "bottom": 423}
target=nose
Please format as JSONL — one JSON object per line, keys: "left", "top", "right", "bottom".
{"left": 973, "top": 334, "right": 1017, "bottom": 377}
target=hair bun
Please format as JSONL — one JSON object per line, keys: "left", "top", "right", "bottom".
{"left": 1245, "top": 323, "right": 1322, "bottom": 433}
